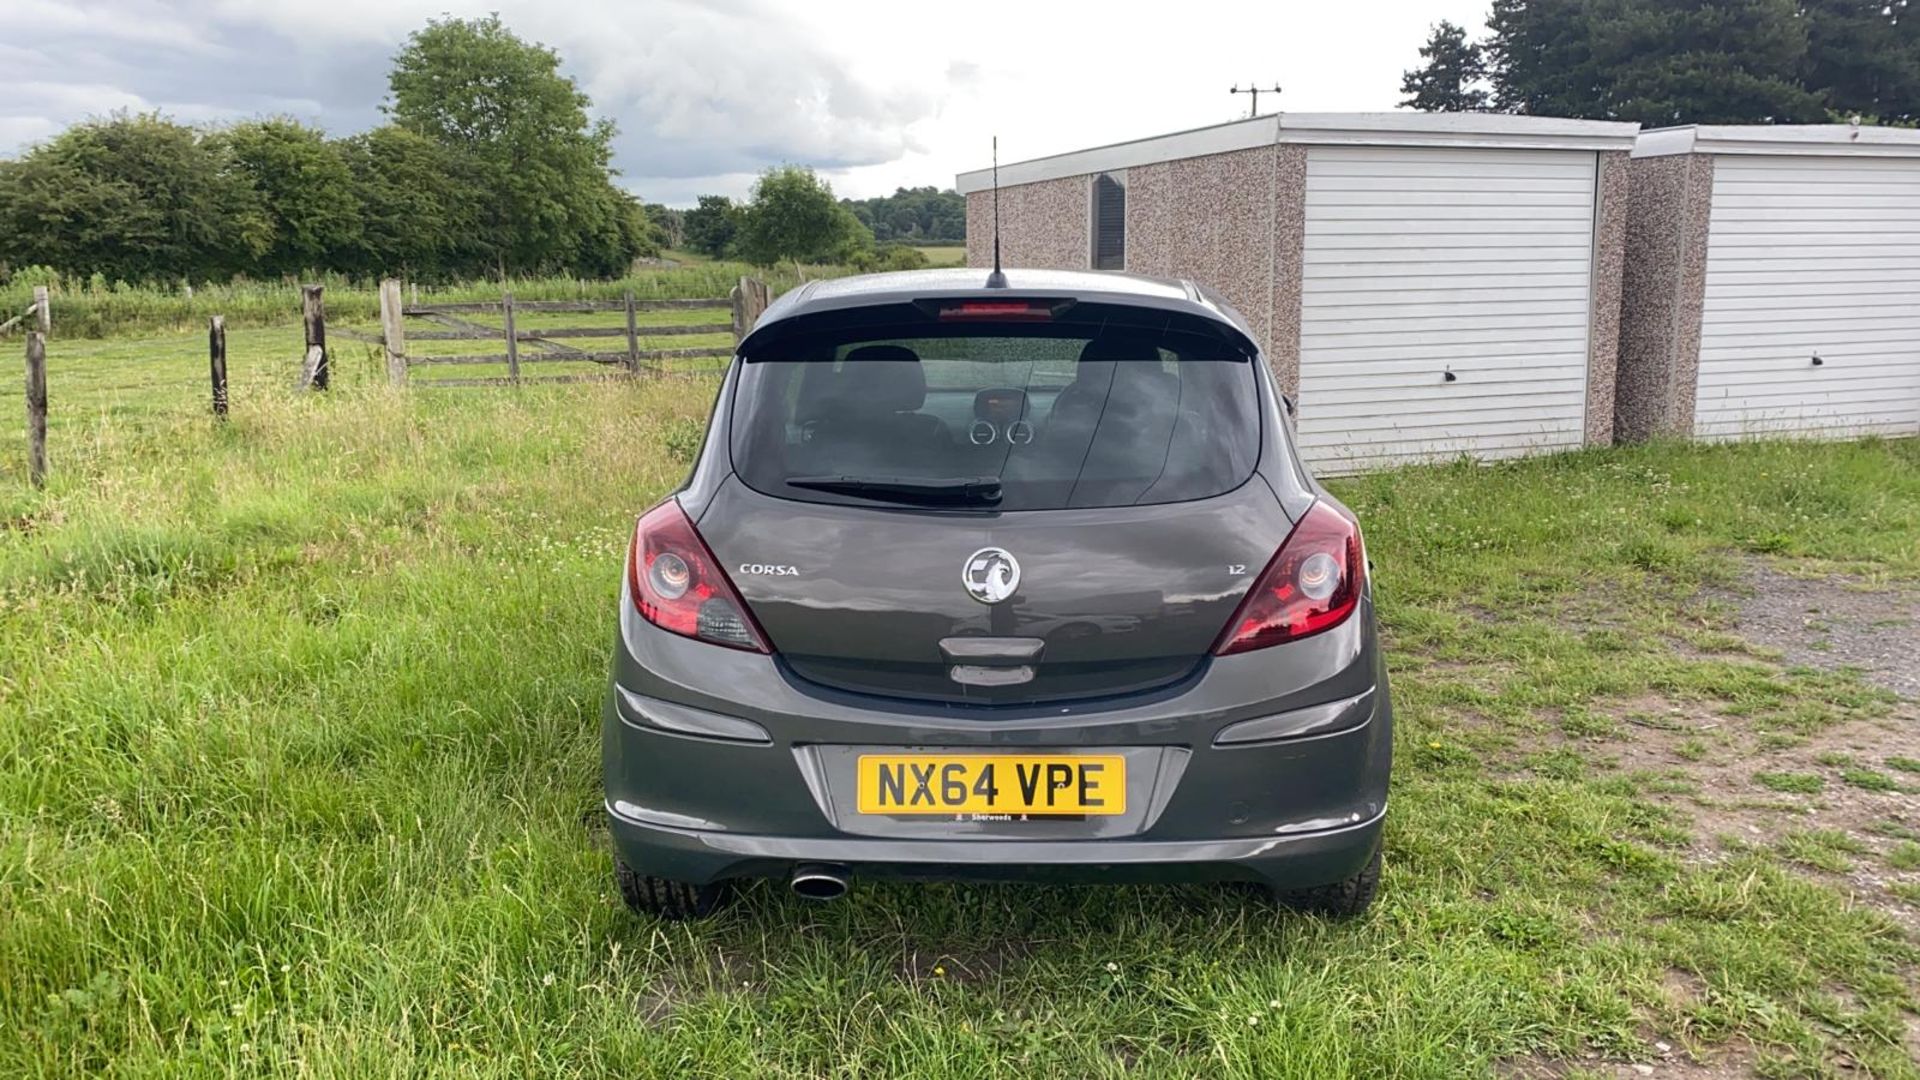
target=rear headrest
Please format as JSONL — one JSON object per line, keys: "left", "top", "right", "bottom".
{"left": 794, "top": 360, "right": 841, "bottom": 421}
{"left": 1111, "top": 361, "right": 1178, "bottom": 397}
{"left": 1076, "top": 336, "right": 1163, "bottom": 366}
{"left": 842, "top": 345, "right": 927, "bottom": 412}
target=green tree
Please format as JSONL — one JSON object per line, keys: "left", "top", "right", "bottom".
{"left": 221, "top": 118, "right": 363, "bottom": 276}
{"left": 1485, "top": 0, "right": 1827, "bottom": 124}
{"left": 1401, "top": 21, "right": 1492, "bottom": 111}
{"left": 1802, "top": 0, "right": 1920, "bottom": 124}
{"left": 385, "top": 15, "right": 640, "bottom": 275}
{"left": 564, "top": 186, "right": 659, "bottom": 277}
{"left": 0, "top": 16, "right": 682, "bottom": 284}
{"left": 645, "top": 203, "right": 686, "bottom": 249}
{"left": 0, "top": 112, "right": 266, "bottom": 282}
{"left": 841, "top": 187, "right": 966, "bottom": 243}
{"left": 336, "top": 124, "right": 482, "bottom": 280}
{"left": 735, "top": 167, "right": 871, "bottom": 266}
{"left": 682, "top": 195, "right": 741, "bottom": 257}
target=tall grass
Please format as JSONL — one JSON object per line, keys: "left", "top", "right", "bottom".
{"left": 0, "top": 261, "right": 844, "bottom": 339}
{"left": 3, "top": 314, "right": 1920, "bottom": 1074}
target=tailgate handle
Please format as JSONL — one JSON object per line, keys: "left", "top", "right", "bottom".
{"left": 939, "top": 636, "right": 1044, "bottom": 664}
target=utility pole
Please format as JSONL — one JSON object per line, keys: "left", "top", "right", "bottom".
{"left": 1230, "top": 83, "right": 1283, "bottom": 118}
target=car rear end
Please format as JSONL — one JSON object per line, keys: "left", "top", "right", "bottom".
{"left": 603, "top": 270, "right": 1390, "bottom": 915}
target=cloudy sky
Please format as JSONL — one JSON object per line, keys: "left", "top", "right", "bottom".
{"left": 4, "top": 0, "right": 1487, "bottom": 206}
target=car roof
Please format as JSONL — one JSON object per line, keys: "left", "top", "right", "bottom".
{"left": 739, "top": 268, "right": 1263, "bottom": 356}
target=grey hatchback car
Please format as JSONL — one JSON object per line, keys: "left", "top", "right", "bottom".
{"left": 604, "top": 268, "right": 1391, "bottom": 920}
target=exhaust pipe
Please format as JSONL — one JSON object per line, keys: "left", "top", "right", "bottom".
{"left": 789, "top": 862, "right": 851, "bottom": 901}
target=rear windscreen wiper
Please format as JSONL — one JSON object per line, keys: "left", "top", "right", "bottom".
{"left": 784, "top": 474, "right": 1003, "bottom": 506}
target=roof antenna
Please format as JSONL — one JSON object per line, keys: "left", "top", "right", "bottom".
{"left": 985, "top": 135, "right": 1008, "bottom": 289}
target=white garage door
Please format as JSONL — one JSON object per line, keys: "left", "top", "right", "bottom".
{"left": 1297, "top": 146, "right": 1597, "bottom": 471}
{"left": 1695, "top": 155, "right": 1920, "bottom": 440}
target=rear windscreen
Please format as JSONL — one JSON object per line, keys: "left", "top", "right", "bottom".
{"left": 729, "top": 311, "right": 1260, "bottom": 511}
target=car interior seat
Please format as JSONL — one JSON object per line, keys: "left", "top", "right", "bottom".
{"left": 797, "top": 344, "right": 950, "bottom": 473}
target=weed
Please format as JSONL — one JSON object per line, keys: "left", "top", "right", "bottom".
{"left": 662, "top": 417, "right": 707, "bottom": 464}
{"left": 1841, "top": 768, "right": 1900, "bottom": 792}
{"left": 1754, "top": 771, "right": 1824, "bottom": 794}
{"left": 1776, "top": 830, "right": 1867, "bottom": 873}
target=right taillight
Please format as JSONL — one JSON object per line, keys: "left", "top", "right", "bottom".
{"left": 1212, "top": 501, "right": 1365, "bottom": 655}
{"left": 626, "top": 499, "right": 770, "bottom": 653}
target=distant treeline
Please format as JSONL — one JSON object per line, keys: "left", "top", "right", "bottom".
{"left": 667, "top": 184, "right": 965, "bottom": 272}
{"left": 0, "top": 17, "right": 658, "bottom": 286}
{"left": 841, "top": 187, "right": 965, "bottom": 244}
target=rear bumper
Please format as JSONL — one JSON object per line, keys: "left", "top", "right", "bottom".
{"left": 603, "top": 587, "right": 1393, "bottom": 891}
{"left": 607, "top": 799, "right": 1385, "bottom": 889}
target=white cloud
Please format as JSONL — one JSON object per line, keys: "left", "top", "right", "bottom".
{"left": 15, "top": 0, "right": 221, "bottom": 53}
{"left": 563, "top": 1, "right": 937, "bottom": 177}
{"left": 0, "top": 116, "right": 61, "bottom": 149}
{"left": 11, "top": 80, "right": 156, "bottom": 117}
{"left": 624, "top": 170, "right": 762, "bottom": 207}
{"left": 205, "top": 0, "right": 433, "bottom": 45}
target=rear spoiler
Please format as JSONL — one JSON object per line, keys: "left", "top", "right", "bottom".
{"left": 736, "top": 295, "right": 1263, "bottom": 360}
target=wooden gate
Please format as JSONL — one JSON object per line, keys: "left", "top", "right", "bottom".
{"left": 374, "top": 277, "right": 770, "bottom": 386}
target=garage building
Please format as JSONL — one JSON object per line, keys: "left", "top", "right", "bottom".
{"left": 1617, "top": 124, "right": 1920, "bottom": 443}
{"left": 957, "top": 113, "right": 1640, "bottom": 471}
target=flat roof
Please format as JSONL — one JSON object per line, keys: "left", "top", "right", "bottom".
{"left": 1634, "top": 123, "right": 1920, "bottom": 159}
{"left": 956, "top": 112, "right": 1642, "bottom": 193}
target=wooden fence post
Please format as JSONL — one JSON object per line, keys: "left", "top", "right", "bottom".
{"left": 209, "top": 316, "right": 228, "bottom": 419}
{"left": 32, "top": 286, "right": 50, "bottom": 335}
{"left": 25, "top": 331, "right": 47, "bottom": 488}
{"left": 300, "top": 285, "right": 329, "bottom": 391}
{"left": 379, "top": 278, "right": 407, "bottom": 385}
{"left": 502, "top": 291, "right": 520, "bottom": 384}
{"left": 731, "top": 276, "right": 769, "bottom": 343}
{"left": 623, "top": 291, "right": 641, "bottom": 375}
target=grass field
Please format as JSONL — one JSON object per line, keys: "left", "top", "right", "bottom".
{"left": 2, "top": 326, "right": 1919, "bottom": 1077}
{"left": 912, "top": 244, "right": 968, "bottom": 268}
{"left": 0, "top": 258, "right": 838, "bottom": 340}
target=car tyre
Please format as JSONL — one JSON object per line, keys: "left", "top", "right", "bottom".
{"left": 615, "top": 858, "right": 729, "bottom": 921}
{"left": 1272, "top": 848, "right": 1381, "bottom": 920}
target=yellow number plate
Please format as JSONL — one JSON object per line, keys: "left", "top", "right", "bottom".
{"left": 856, "top": 754, "right": 1126, "bottom": 816}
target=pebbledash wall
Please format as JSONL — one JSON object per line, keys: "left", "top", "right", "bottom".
{"left": 960, "top": 113, "right": 1639, "bottom": 472}
{"left": 1617, "top": 124, "right": 1920, "bottom": 443}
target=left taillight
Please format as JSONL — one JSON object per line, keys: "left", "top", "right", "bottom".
{"left": 627, "top": 499, "right": 770, "bottom": 653}
{"left": 1212, "top": 500, "right": 1365, "bottom": 656}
